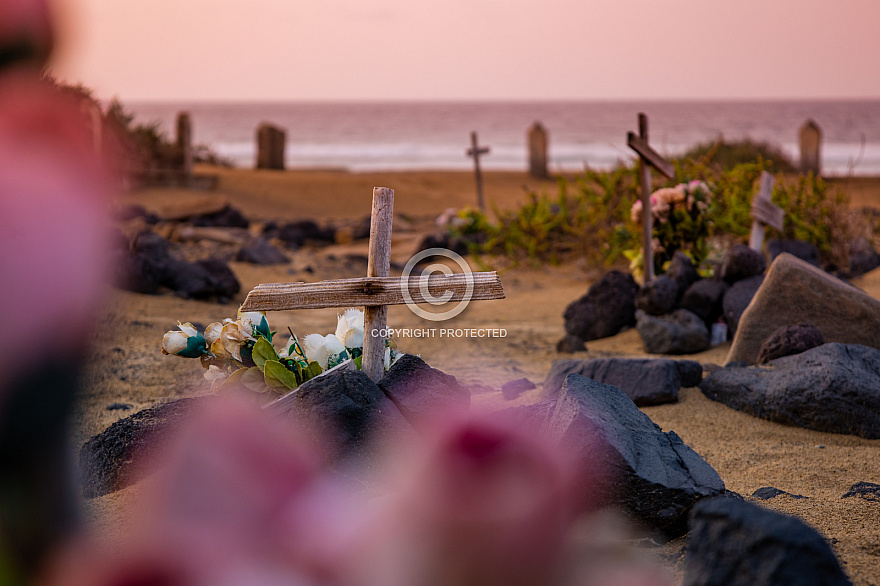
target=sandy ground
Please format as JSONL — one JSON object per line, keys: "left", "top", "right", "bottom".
{"left": 79, "top": 168, "right": 880, "bottom": 584}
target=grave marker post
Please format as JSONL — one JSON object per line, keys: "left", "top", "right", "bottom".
{"left": 176, "top": 112, "right": 193, "bottom": 185}
{"left": 467, "top": 131, "right": 490, "bottom": 211}
{"left": 748, "top": 171, "right": 784, "bottom": 252}
{"left": 799, "top": 119, "right": 822, "bottom": 175}
{"left": 627, "top": 113, "right": 675, "bottom": 283}
{"left": 528, "top": 122, "right": 549, "bottom": 179}
{"left": 257, "top": 123, "right": 286, "bottom": 170}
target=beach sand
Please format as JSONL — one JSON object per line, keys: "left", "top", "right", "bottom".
{"left": 80, "top": 167, "right": 880, "bottom": 584}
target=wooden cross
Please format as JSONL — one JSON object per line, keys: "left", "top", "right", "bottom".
{"left": 627, "top": 113, "right": 675, "bottom": 282}
{"left": 467, "top": 131, "right": 490, "bottom": 211}
{"left": 240, "top": 187, "right": 506, "bottom": 383}
{"left": 748, "top": 171, "right": 783, "bottom": 252}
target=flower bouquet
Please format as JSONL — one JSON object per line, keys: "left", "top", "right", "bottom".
{"left": 161, "top": 308, "right": 403, "bottom": 395}
{"left": 626, "top": 180, "right": 713, "bottom": 279}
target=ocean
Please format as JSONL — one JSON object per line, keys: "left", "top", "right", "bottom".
{"left": 126, "top": 101, "right": 880, "bottom": 176}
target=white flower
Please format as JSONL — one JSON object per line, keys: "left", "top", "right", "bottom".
{"left": 162, "top": 322, "right": 207, "bottom": 358}
{"left": 211, "top": 319, "right": 254, "bottom": 362}
{"left": 203, "top": 365, "right": 229, "bottom": 385}
{"left": 303, "top": 333, "right": 350, "bottom": 370}
{"left": 383, "top": 347, "right": 405, "bottom": 370}
{"left": 237, "top": 309, "right": 266, "bottom": 328}
{"left": 204, "top": 321, "right": 225, "bottom": 346}
{"left": 303, "top": 334, "right": 331, "bottom": 369}
{"left": 162, "top": 330, "right": 189, "bottom": 356}
{"left": 178, "top": 322, "right": 198, "bottom": 337}
{"left": 237, "top": 308, "right": 270, "bottom": 339}
{"left": 335, "top": 308, "right": 365, "bottom": 349}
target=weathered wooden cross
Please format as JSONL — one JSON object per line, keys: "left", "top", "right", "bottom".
{"left": 627, "top": 113, "right": 675, "bottom": 282}
{"left": 240, "top": 187, "right": 506, "bottom": 384}
{"left": 467, "top": 131, "right": 490, "bottom": 211}
{"left": 748, "top": 171, "right": 784, "bottom": 252}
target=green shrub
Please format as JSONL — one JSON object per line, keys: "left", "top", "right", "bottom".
{"left": 456, "top": 142, "right": 861, "bottom": 274}
{"left": 682, "top": 138, "right": 797, "bottom": 173}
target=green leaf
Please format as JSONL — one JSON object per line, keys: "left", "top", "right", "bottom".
{"left": 252, "top": 337, "right": 279, "bottom": 370}
{"left": 305, "top": 361, "right": 323, "bottom": 380}
{"left": 240, "top": 367, "right": 270, "bottom": 393}
{"left": 254, "top": 316, "right": 272, "bottom": 341}
{"left": 217, "top": 367, "right": 247, "bottom": 392}
{"left": 353, "top": 355, "right": 363, "bottom": 370}
{"left": 263, "top": 360, "right": 299, "bottom": 391}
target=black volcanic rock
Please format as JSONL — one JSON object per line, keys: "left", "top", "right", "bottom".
{"left": 548, "top": 374, "right": 725, "bottom": 537}
{"left": 80, "top": 398, "right": 210, "bottom": 498}
{"left": 701, "top": 343, "right": 880, "bottom": 439}
{"left": 563, "top": 271, "right": 639, "bottom": 341}
{"left": 756, "top": 323, "right": 825, "bottom": 364}
{"left": 378, "top": 355, "right": 469, "bottom": 429}
{"left": 683, "top": 497, "right": 851, "bottom": 586}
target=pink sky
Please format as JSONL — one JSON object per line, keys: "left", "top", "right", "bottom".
{"left": 51, "top": 0, "right": 880, "bottom": 101}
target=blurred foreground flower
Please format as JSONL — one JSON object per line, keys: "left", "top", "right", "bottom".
{"left": 0, "top": 0, "right": 54, "bottom": 69}
{"left": 0, "top": 72, "right": 114, "bottom": 582}
{"left": 42, "top": 399, "right": 669, "bottom": 586}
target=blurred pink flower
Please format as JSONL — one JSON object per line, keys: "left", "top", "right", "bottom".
{"left": 631, "top": 199, "right": 643, "bottom": 224}
{"left": 0, "top": 0, "right": 54, "bottom": 67}
{"left": 0, "top": 77, "right": 112, "bottom": 384}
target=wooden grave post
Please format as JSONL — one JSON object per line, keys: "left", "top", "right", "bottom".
{"left": 799, "top": 119, "right": 822, "bottom": 175}
{"left": 240, "top": 187, "right": 506, "bottom": 387}
{"left": 467, "top": 131, "right": 490, "bottom": 211}
{"left": 748, "top": 171, "right": 784, "bottom": 252}
{"left": 176, "top": 112, "right": 193, "bottom": 186}
{"left": 627, "top": 113, "right": 675, "bottom": 282}
{"left": 528, "top": 122, "right": 549, "bottom": 179}
{"left": 257, "top": 123, "right": 286, "bottom": 170}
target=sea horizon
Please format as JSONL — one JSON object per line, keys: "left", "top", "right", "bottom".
{"left": 123, "top": 99, "right": 880, "bottom": 176}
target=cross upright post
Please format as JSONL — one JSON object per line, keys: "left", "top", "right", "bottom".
{"left": 362, "top": 187, "right": 394, "bottom": 382}
{"left": 467, "top": 131, "right": 490, "bottom": 211}
{"left": 627, "top": 113, "right": 675, "bottom": 283}
{"left": 748, "top": 171, "right": 784, "bottom": 252}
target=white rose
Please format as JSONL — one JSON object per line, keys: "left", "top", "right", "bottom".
{"left": 203, "top": 365, "right": 229, "bottom": 385}
{"left": 161, "top": 322, "right": 208, "bottom": 358}
{"left": 303, "top": 333, "right": 331, "bottom": 370}
{"left": 304, "top": 333, "right": 350, "bottom": 370}
{"left": 162, "top": 330, "right": 189, "bottom": 356}
{"left": 335, "top": 308, "right": 365, "bottom": 349}
{"left": 204, "top": 321, "right": 224, "bottom": 345}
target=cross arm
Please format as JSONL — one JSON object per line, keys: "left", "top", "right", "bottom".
{"left": 240, "top": 272, "right": 506, "bottom": 312}
{"left": 627, "top": 132, "right": 675, "bottom": 179}
{"left": 750, "top": 171, "right": 784, "bottom": 231}
{"left": 751, "top": 197, "right": 784, "bottom": 231}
